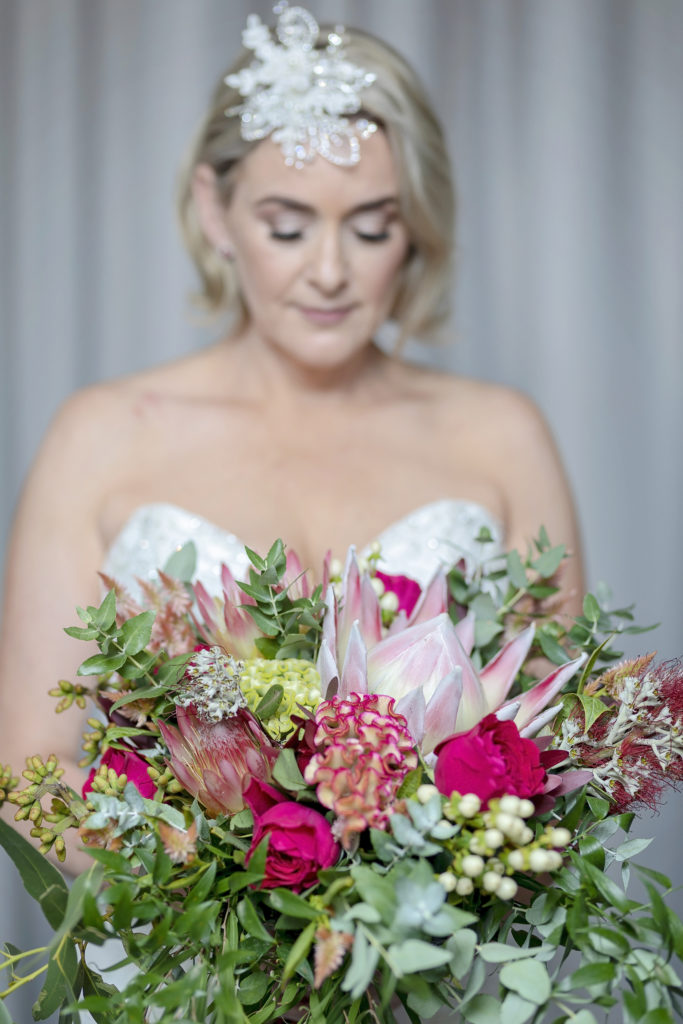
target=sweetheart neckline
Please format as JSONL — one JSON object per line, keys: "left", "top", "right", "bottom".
{"left": 106, "top": 498, "right": 504, "bottom": 560}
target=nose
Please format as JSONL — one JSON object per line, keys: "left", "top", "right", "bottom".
{"left": 307, "top": 226, "right": 349, "bottom": 295}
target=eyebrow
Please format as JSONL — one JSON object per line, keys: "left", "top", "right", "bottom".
{"left": 253, "top": 195, "right": 399, "bottom": 215}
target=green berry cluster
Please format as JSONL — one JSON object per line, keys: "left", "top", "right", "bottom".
{"left": 47, "top": 678, "right": 90, "bottom": 713}
{"left": 241, "top": 657, "right": 322, "bottom": 738}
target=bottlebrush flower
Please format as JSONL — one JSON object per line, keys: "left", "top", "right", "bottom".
{"left": 556, "top": 657, "right": 683, "bottom": 810}
{"left": 158, "top": 705, "right": 278, "bottom": 817}
{"left": 304, "top": 693, "right": 418, "bottom": 849}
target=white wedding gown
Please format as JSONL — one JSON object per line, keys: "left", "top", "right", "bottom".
{"left": 89, "top": 498, "right": 503, "bottom": 1023}
{"left": 102, "top": 498, "right": 503, "bottom": 595}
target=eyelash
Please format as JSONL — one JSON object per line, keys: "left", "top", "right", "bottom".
{"left": 269, "top": 230, "right": 391, "bottom": 243}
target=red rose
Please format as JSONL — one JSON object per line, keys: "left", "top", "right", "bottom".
{"left": 244, "top": 779, "right": 340, "bottom": 892}
{"left": 376, "top": 571, "right": 422, "bottom": 617}
{"left": 82, "top": 746, "right": 156, "bottom": 800}
{"left": 434, "top": 713, "right": 546, "bottom": 806}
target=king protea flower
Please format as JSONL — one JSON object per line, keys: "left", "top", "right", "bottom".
{"left": 319, "top": 549, "right": 585, "bottom": 755}
{"left": 158, "top": 706, "right": 279, "bottom": 816}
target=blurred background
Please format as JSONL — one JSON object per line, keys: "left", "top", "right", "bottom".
{"left": 1, "top": 0, "right": 681, "bottom": 1019}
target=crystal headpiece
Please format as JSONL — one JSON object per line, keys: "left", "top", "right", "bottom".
{"left": 225, "top": 3, "right": 378, "bottom": 168}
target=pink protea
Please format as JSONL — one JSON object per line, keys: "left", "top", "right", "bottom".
{"left": 158, "top": 705, "right": 278, "bottom": 817}
{"left": 192, "top": 564, "right": 263, "bottom": 660}
{"left": 303, "top": 693, "right": 418, "bottom": 849}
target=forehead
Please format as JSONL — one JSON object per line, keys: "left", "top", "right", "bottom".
{"left": 230, "top": 131, "right": 400, "bottom": 209}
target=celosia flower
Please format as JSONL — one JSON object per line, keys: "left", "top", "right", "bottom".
{"left": 158, "top": 706, "right": 278, "bottom": 816}
{"left": 158, "top": 819, "right": 198, "bottom": 865}
{"left": 304, "top": 693, "right": 418, "bottom": 848}
{"left": 100, "top": 570, "right": 196, "bottom": 657}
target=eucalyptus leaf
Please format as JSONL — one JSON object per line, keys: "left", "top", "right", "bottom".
{"left": 77, "top": 651, "right": 127, "bottom": 675}
{"left": 162, "top": 540, "right": 197, "bottom": 581}
{"left": 0, "top": 818, "right": 68, "bottom": 928}
{"left": 388, "top": 939, "right": 452, "bottom": 974}
{"left": 507, "top": 550, "right": 528, "bottom": 590}
{"left": 32, "top": 934, "right": 78, "bottom": 1020}
{"left": 119, "top": 610, "right": 156, "bottom": 655}
{"left": 500, "top": 959, "right": 551, "bottom": 1004}
{"left": 341, "top": 928, "right": 379, "bottom": 1000}
{"left": 531, "top": 544, "right": 566, "bottom": 578}
{"left": 500, "top": 992, "right": 536, "bottom": 1024}
{"left": 447, "top": 928, "right": 476, "bottom": 980}
{"left": 463, "top": 993, "right": 502, "bottom": 1024}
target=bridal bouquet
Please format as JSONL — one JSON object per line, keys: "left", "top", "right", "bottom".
{"left": 1, "top": 533, "right": 682, "bottom": 1023}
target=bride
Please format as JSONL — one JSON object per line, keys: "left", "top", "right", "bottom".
{"left": 0, "top": 6, "right": 582, "bottom": 875}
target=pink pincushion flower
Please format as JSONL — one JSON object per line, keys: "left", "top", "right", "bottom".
{"left": 304, "top": 693, "right": 418, "bottom": 849}
{"left": 82, "top": 747, "right": 156, "bottom": 800}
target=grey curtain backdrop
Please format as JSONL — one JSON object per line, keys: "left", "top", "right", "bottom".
{"left": 1, "top": 1, "right": 681, "bottom": 1019}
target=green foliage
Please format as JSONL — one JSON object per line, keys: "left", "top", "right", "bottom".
{"left": 238, "top": 540, "right": 326, "bottom": 661}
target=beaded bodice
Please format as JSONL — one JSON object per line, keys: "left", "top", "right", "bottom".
{"left": 102, "top": 499, "right": 503, "bottom": 594}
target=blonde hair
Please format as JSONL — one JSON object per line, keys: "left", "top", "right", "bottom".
{"left": 177, "top": 26, "right": 455, "bottom": 347}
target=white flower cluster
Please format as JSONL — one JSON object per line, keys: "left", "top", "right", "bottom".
{"left": 176, "top": 646, "right": 247, "bottom": 723}
{"left": 436, "top": 792, "right": 573, "bottom": 901}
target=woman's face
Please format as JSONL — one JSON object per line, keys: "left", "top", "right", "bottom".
{"left": 218, "top": 131, "right": 411, "bottom": 371}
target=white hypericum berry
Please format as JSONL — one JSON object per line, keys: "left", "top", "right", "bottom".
{"left": 455, "top": 877, "right": 474, "bottom": 896}
{"left": 370, "top": 576, "right": 385, "bottom": 598}
{"left": 380, "top": 591, "right": 399, "bottom": 613}
{"left": 416, "top": 784, "right": 440, "bottom": 804}
{"left": 549, "top": 827, "right": 572, "bottom": 847}
{"left": 461, "top": 855, "right": 485, "bottom": 877}
{"left": 496, "top": 877, "right": 518, "bottom": 900}
{"left": 482, "top": 871, "right": 501, "bottom": 893}
{"left": 507, "top": 849, "right": 526, "bottom": 870}
{"left": 518, "top": 799, "right": 536, "bottom": 818}
{"left": 498, "top": 795, "right": 522, "bottom": 815}
{"left": 329, "top": 558, "right": 344, "bottom": 580}
{"left": 529, "top": 849, "right": 550, "bottom": 872}
{"left": 493, "top": 811, "right": 515, "bottom": 834}
{"left": 469, "top": 836, "right": 488, "bottom": 856}
{"left": 519, "top": 826, "right": 534, "bottom": 845}
{"left": 484, "top": 828, "right": 504, "bottom": 849}
{"left": 437, "top": 872, "right": 457, "bottom": 893}
{"left": 544, "top": 850, "right": 563, "bottom": 870}
{"left": 458, "top": 794, "right": 481, "bottom": 818}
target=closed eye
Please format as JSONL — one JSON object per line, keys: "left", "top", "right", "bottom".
{"left": 270, "top": 230, "right": 303, "bottom": 241}
{"left": 356, "top": 231, "right": 390, "bottom": 243}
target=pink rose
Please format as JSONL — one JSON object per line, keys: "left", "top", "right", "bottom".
{"left": 244, "top": 779, "right": 340, "bottom": 892}
{"left": 376, "top": 571, "right": 422, "bottom": 617}
{"left": 82, "top": 746, "right": 156, "bottom": 800}
{"left": 434, "top": 713, "right": 546, "bottom": 806}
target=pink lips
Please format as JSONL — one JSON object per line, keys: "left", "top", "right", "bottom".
{"left": 296, "top": 304, "right": 355, "bottom": 326}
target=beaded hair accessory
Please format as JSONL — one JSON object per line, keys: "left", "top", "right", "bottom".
{"left": 225, "top": 2, "right": 378, "bottom": 168}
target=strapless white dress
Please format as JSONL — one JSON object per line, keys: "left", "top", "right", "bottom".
{"left": 102, "top": 498, "right": 503, "bottom": 593}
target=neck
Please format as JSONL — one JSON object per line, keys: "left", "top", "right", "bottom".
{"left": 220, "top": 326, "right": 394, "bottom": 409}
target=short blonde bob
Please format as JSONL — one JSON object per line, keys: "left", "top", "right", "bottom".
{"left": 177, "top": 25, "right": 455, "bottom": 348}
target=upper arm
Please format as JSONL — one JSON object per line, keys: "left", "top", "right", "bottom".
{"left": 0, "top": 389, "right": 113, "bottom": 781}
{"left": 488, "top": 389, "right": 585, "bottom": 617}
